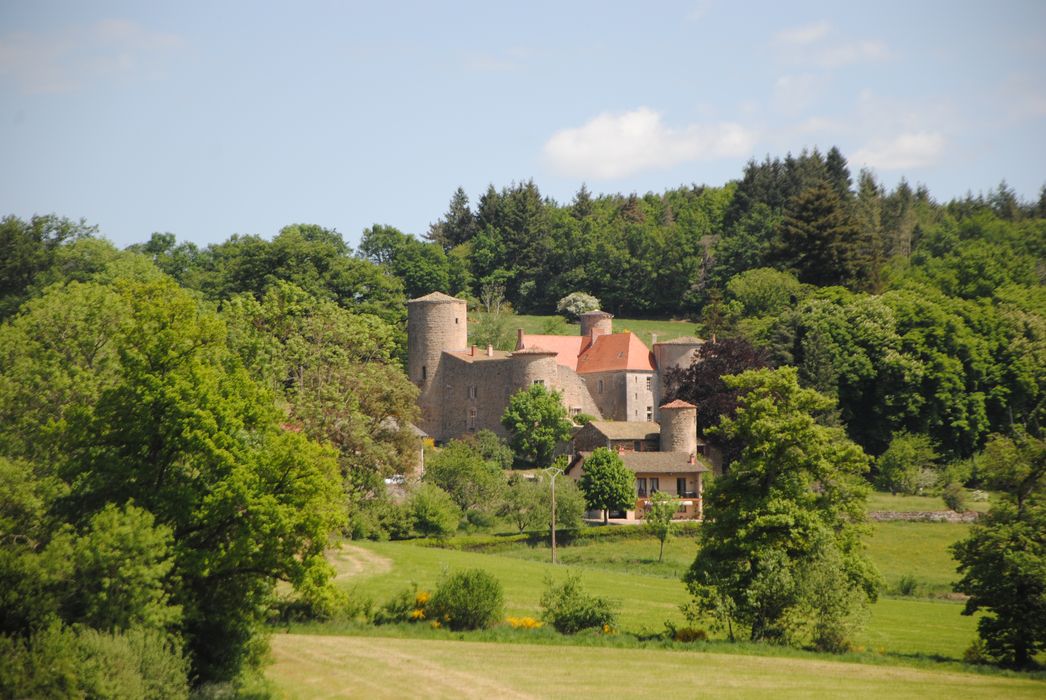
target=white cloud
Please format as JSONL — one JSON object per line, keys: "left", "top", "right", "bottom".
{"left": 775, "top": 21, "right": 831, "bottom": 46}
{"left": 813, "top": 40, "right": 889, "bottom": 68}
{"left": 852, "top": 132, "right": 946, "bottom": 170}
{"left": 0, "top": 19, "right": 184, "bottom": 94}
{"left": 773, "top": 73, "right": 823, "bottom": 115}
{"left": 542, "top": 108, "right": 756, "bottom": 179}
{"left": 773, "top": 21, "right": 888, "bottom": 69}
{"left": 685, "top": 0, "right": 714, "bottom": 22}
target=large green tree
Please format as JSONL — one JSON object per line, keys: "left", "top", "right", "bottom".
{"left": 952, "top": 431, "right": 1045, "bottom": 668}
{"left": 685, "top": 368, "right": 878, "bottom": 650}
{"left": 222, "top": 281, "right": 419, "bottom": 498}
{"left": 424, "top": 439, "right": 505, "bottom": 514}
{"left": 501, "top": 385, "right": 573, "bottom": 467}
{"left": 0, "top": 278, "right": 343, "bottom": 683}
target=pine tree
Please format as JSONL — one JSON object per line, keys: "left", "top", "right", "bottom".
{"left": 777, "top": 181, "right": 862, "bottom": 287}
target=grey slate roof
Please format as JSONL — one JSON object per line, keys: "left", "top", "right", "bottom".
{"left": 620, "top": 451, "right": 710, "bottom": 474}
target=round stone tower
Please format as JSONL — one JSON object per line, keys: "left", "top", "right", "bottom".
{"left": 510, "top": 346, "right": 559, "bottom": 389}
{"left": 407, "top": 292, "right": 468, "bottom": 437}
{"left": 652, "top": 336, "right": 704, "bottom": 375}
{"left": 407, "top": 292, "right": 468, "bottom": 386}
{"left": 659, "top": 399, "right": 698, "bottom": 454}
{"left": 579, "top": 310, "right": 613, "bottom": 340}
{"left": 652, "top": 336, "right": 704, "bottom": 419}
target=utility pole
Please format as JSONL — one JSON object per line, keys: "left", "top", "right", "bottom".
{"left": 545, "top": 464, "right": 564, "bottom": 564}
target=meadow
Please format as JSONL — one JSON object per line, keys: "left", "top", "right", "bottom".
{"left": 476, "top": 314, "right": 701, "bottom": 349}
{"left": 266, "top": 633, "right": 1046, "bottom": 700}
{"left": 262, "top": 510, "right": 1046, "bottom": 698}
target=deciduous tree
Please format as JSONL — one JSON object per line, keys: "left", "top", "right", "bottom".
{"left": 501, "top": 385, "right": 573, "bottom": 467}
{"left": 578, "top": 448, "right": 634, "bottom": 525}
{"left": 685, "top": 368, "right": 878, "bottom": 649}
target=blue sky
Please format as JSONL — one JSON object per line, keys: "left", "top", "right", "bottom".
{"left": 2, "top": 1, "right": 1044, "bottom": 249}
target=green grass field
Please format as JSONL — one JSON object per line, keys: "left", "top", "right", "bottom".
{"left": 866, "top": 491, "right": 991, "bottom": 513}
{"left": 331, "top": 534, "right": 980, "bottom": 660}
{"left": 474, "top": 520, "right": 969, "bottom": 600}
{"left": 266, "top": 633, "right": 1045, "bottom": 700}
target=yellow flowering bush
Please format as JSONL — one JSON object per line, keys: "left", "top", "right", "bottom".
{"left": 506, "top": 616, "right": 544, "bottom": 630}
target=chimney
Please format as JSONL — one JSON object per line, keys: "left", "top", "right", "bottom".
{"left": 651, "top": 333, "right": 658, "bottom": 345}
{"left": 486, "top": 344, "right": 493, "bottom": 357}
{"left": 515, "top": 328, "right": 525, "bottom": 350}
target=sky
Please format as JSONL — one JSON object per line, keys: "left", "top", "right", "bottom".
{"left": 1, "top": 1, "right": 1044, "bottom": 249}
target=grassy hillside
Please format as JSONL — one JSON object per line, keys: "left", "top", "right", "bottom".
{"left": 267, "top": 634, "right": 1044, "bottom": 700}
{"left": 474, "top": 313, "right": 702, "bottom": 348}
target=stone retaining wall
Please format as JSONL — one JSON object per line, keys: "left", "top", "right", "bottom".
{"left": 868, "top": 510, "right": 981, "bottom": 523}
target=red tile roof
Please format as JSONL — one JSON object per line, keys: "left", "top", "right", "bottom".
{"left": 519, "top": 332, "right": 655, "bottom": 373}
{"left": 575, "top": 332, "right": 655, "bottom": 373}
{"left": 519, "top": 334, "right": 586, "bottom": 369}
{"left": 660, "top": 399, "right": 697, "bottom": 409}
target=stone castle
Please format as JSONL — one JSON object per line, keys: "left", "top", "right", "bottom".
{"left": 407, "top": 291, "right": 705, "bottom": 443}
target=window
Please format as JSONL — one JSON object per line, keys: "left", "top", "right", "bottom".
{"left": 468, "top": 385, "right": 477, "bottom": 399}
{"left": 598, "top": 379, "right": 604, "bottom": 394}
{"left": 467, "top": 408, "right": 477, "bottom": 431}
{"left": 645, "top": 376, "right": 652, "bottom": 391}
{"left": 570, "top": 406, "right": 581, "bottom": 416}
{"left": 649, "top": 478, "right": 660, "bottom": 494}
{"left": 533, "top": 379, "right": 544, "bottom": 386}
{"left": 633, "top": 440, "right": 641, "bottom": 452}
{"left": 677, "top": 478, "right": 687, "bottom": 497}
{"left": 646, "top": 406, "right": 653, "bottom": 421}
{"left": 636, "top": 478, "right": 647, "bottom": 497}
{"left": 421, "top": 366, "right": 427, "bottom": 381}
{"left": 455, "top": 317, "right": 459, "bottom": 324}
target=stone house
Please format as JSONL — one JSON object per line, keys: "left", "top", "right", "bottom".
{"left": 566, "top": 400, "right": 710, "bottom": 520}
{"left": 407, "top": 291, "right": 704, "bottom": 444}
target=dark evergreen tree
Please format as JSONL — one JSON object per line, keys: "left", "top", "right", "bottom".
{"left": 777, "top": 181, "right": 863, "bottom": 287}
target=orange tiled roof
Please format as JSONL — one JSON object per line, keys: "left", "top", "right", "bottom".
{"left": 518, "top": 334, "right": 586, "bottom": 369}
{"left": 520, "top": 332, "right": 655, "bottom": 373}
{"left": 660, "top": 399, "right": 697, "bottom": 409}
{"left": 576, "top": 332, "right": 655, "bottom": 373}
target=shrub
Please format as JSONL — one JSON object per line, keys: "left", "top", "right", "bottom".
{"left": 374, "top": 584, "right": 431, "bottom": 625}
{"left": 506, "top": 616, "right": 543, "bottom": 630}
{"left": 540, "top": 573, "right": 617, "bottom": 634}
{"left": 963, "top": 638, "right": 989, "bottom": 665}
{"left": 896, "top": 574, "right": 919, "bottom": 597}
{"left": 409, "top": 484, "right": 461, "bottom": 539}
{"left": 668, "top": 625, "right": 708, "bottom": 643}
{"left": 428, "top": 569, "right": 504, "bottom": 631}
{"left": 573, "top": 413, "right": 595, "bottom": 426}
{"left": 0, "top": 624, "right": 189, "bottom": 700}
{"left": 942, "top": 482, "right": 967, "bottom": 512}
